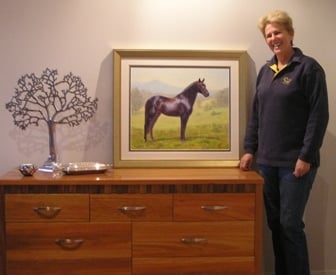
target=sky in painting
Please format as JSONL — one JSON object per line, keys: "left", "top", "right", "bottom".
{"left": 130, "top": 66, "right": 230, "bottom": 94}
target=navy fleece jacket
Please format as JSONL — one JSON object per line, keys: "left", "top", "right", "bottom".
{"left": 244, "top": 48, "right": 329, "bottom": 167}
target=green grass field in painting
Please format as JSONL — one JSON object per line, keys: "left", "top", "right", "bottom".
{"left": 131, "top": 105, "right": 230, "bottom": 150}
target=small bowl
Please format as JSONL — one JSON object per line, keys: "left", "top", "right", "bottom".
{"left": 18, "top": 163, "right": 37, "bottom": 176}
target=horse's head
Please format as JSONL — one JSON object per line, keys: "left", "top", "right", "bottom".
{"left": 197, "top": 78, "right": 209, "bottom": 97}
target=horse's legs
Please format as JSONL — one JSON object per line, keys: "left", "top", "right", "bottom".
{"left": 180, "top": 114, "right": 190, "bottom": 141}
{"left": 144, "top": 112, "right": 161, "bottom": 141}
{"left": 148, "top": 113, "right": 160, "bottom": 140}
{"left": 144, "top": 100, "right": 157, "bottom": 141}
{"left": 144, "top": 118, "right": 149, "bottom": 141}
{"left": 144, "top": 115, "right": 151, "bottom": 141}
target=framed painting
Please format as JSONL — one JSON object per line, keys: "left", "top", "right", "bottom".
{"left": 113, "top": 49, "right": 248, "bottom": 168}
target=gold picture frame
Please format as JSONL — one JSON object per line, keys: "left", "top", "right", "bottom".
{"left": 113, "top": 49, "right": 248, "bottom": 168}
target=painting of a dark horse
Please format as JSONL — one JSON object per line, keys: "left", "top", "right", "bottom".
{"left": 144, "top": 78, "right": 209, "bottom": 141}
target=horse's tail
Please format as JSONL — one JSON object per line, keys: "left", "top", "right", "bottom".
{"left": 144, "top": 96, "right": 156, "bottom": 141}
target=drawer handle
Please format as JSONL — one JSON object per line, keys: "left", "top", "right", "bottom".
{"left": 55, "top": 238, "right": 84, "bottom": 250}
{"left": 33, "top": 206, "right": 62, "bottom": 218}
{"left": 201, "top": 205, "right": 228, "bottom": 211}
{"left": 181, "top": 237, "right": 208, "bottom": 244}
{"left": 117, "top": 206, "right": 146, "bottom": 212}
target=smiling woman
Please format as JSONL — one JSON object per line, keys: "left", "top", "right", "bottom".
{"left": 240, "top": 10, "right": 329, "bottom": 275}
{"left": 259, "top": 10, "right": 295, "bottom": 71}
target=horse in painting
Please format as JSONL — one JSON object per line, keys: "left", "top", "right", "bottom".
{"left": 144, "top": 78, "right": 209, "bottom": 141}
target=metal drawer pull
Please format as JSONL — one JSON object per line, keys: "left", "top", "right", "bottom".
{"left": 201, "top": 205, "right": 228, "bottom": 211}
{"left": 33, "top": 206, "right": 62, "bottom": 218}
{"left": 55, "top": 238, "right": 84, "bottom": 250}
{"left": 117, "top": 206, "right": 146, "bottom": 211}
{"left": 181, "top": 237, "right": 208, "bottom": 244}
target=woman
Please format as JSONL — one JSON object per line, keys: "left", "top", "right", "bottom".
{"left": 240, "top": 10, "right": 329, "bottom": 275}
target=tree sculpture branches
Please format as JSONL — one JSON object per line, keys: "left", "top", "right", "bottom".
{"left": 6, "top": 68, "right": 98, "bottom": 171}
{"left": 6, "top": 68, "right": 98, "bottom": 129}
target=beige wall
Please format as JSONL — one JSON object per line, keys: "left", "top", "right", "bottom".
{"left": 1, "top": 0, "right": 335, "bottom": 273}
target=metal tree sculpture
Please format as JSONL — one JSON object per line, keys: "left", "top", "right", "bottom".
{"left": 6, "top": 68, "right": 98, "bottom": 171}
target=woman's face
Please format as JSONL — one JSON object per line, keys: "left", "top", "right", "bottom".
{"left": 264, "top": 22, "right": 294, "bottom": 55}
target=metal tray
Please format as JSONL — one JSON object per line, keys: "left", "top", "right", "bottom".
{"left": 62, "top": 162, "right": 108, "bottom": 175}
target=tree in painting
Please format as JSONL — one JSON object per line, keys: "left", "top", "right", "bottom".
{"left": 6, "top": 68, "right": 98, "bottom": 171}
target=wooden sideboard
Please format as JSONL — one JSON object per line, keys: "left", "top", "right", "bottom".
{"left": 0, "top": 168, "right": 263, "bottom": 275}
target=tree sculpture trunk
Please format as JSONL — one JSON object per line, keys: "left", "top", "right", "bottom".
{"left": 38, "top": 120, "right": 58, "bottom": 172}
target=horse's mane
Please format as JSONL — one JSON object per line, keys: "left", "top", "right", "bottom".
{"left": 176, "top": 80, "right": 199, "bottom": 97}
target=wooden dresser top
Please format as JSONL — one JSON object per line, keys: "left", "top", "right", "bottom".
{"left": 0, "top": 168, "right": 263, "bottom": 186}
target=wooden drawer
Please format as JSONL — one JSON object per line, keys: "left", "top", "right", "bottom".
{"left": 7, "top": 258, "right": 131, "bottom": 275}
{"left": 133, "top": 257, "right": 255, "bottom": 275}
{"left": 5, "top": 194, "right": 89, "bottom": 222}
{"left": 6, "top": 222, "right": 131, "bottom": 275}
{"left": 174, "top": 193, "right": 255, "bottom": 221}
{"left": 133, "top": 221, "right": 254, "bottom": 257}
{"left": 91, "top": 194, "right": 173, "bottom": 221}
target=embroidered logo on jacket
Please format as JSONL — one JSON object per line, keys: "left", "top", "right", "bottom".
{"left": 282, "top": 77, "right": 292, "bottom": 85}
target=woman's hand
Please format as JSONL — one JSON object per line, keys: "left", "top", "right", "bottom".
{"left": 240, "top": 153, "right": 254, "bottom": 171}
{"left": 293, "top": 159, "right": 311, "bottom": 177}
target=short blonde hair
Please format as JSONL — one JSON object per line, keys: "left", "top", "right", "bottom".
{"left": 258, "top": 10, "right": 294, "bottom": 37}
